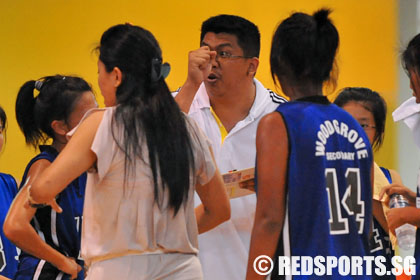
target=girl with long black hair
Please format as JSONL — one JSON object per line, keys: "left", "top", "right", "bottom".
{"left": 28, "top": 24, "right": 230, "bottom": 280}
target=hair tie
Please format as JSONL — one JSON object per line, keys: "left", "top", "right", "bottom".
{"left": 34, "top": 80, "right": 43, "bottom": 91}
{"left": 151, "top": 58, "right": 171, "bottom": 82}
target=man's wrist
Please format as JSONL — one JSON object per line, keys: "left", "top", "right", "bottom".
{"left": 184, "top": 77, "right": 202, "bottom": 91}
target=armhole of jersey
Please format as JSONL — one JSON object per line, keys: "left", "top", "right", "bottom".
{"left": 18, "top": 154, "right": 54, "bottom": 190}
{"left": 379, "top": 167, "right": 392, "bottom": 184}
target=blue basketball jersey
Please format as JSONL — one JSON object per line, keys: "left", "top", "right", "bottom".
{"left": 15, "top": 146, "right": 85, "bottom": 280}
{"left": 271, "top": 96, "right": 373, "bottom": 279}
{"left": 369, "top": 167, "right": 394, "bottom": 280}
{"left": 0, "top": 173, "right": 19, "bottom": 279}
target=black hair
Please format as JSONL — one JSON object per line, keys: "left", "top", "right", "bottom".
{"left": 0, "top": 105, "right": 6, "bottom": 133}
{"left": 0, "top": 105, "right": 7, "bottom": 147}
{"left": 15, "top": 75, "right": 92, "bottom": 148}
{"left": 402, "top": 33, "right": 420, "bottom": 75}
{"left": 334, "top": 87, "right": 386, "bottom": 150}
{"left": 270, "top": 8, "right": 339, "bottom": 89}
{"left": 200, "top": 14, "right": 260, "bottom": 58}
{"left": 99, "top": 24, "right": 195, "bottom": 215}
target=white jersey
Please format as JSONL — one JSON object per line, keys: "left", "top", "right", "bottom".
{"left": 176, "top": 78, "right": 286, "bottom": 279}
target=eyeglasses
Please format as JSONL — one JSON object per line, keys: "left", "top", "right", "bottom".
{"left": 359, "top": 123, "right": 376, "bottom": 130}
{"left": 216, "top": 51, "right": 253, "bottom": 60}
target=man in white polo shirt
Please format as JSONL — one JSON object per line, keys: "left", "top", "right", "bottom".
{"left": 174, "top": 14, "right": 286, "bottom": 279}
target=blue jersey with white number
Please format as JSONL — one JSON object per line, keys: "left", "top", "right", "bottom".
{"left": 271, "top": 96, "right": 372, "bottom": 279}
{"left": 0, "top": 173, "right": 18, "bottom": 279}
{"left": 370, "top": 167, "right": 394, "bottom": 280}
{"left": 15, "top": 146, "right": 85, "bottom": 280}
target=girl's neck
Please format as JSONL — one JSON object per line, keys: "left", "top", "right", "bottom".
{"left": 52, "top": 138, "right": 67, "bottom": 153}
{"left": 288, "top": 84, "right": 323, "bottom": 101}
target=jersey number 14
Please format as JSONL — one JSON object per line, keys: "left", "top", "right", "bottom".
{"left": 325, "top": 168, "right": 365, "bottom": 235}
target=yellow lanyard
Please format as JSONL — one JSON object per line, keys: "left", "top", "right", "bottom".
{"left": 210, "top": 106, "right": 228, "bottom": 143}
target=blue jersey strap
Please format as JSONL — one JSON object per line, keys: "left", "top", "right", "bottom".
{"left": 379, "top": 167, "right": 392, "bottom": 184}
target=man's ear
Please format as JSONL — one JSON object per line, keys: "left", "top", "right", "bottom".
{"left": 113, "top": 66, "right": 123, "bottom": 88}
{"left": 247, "top": 57, "right": 259, "bottom": 77}
{"left": 51, "top": 120, "right": 68, "bottom": 137}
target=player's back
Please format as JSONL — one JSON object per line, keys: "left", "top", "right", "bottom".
{"left": 275, "top": 97, "right": 372, "bottom": 270}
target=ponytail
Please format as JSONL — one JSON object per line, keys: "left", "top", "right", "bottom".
{"left": 313, "top": 9, "right": 331, "bottom": 27}
{"left": 15, "top": 80, "right": 43, "bottom": 146}
{"left": 313, "top": 8, "right": 339, "bottom": 87}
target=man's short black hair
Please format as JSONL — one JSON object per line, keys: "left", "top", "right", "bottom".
{"left": 200, "top": 14, "right": 260, "bottom": 58}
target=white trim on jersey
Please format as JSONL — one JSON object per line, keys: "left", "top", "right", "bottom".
{"left": 283, "top": 197, "right": 292, "bottom": 280}
{"left": 51, "top": 210, "right": 59, "bottom": 247}
{"left": 33, "top": 259, "right": 46, "bottom": 280}
{"left": 56, "top": 272, "right": 64, "bottom": 279}
{"left": 33, "top": 217, "right": 45, "bottom": 242}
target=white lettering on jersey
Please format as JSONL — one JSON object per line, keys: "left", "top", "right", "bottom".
{"left": 315, "top": 119, "right": 368, "bottom": 159}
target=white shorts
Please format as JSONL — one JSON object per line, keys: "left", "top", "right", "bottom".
{"left": 86, "top": 253, "right": 203, "bottom": 280}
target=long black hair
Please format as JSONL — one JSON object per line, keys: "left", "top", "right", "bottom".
{"left": 270, "top": 8, "right": 339, "bottom": 90}
{"left": 98, "top": 24, "right": 195, "bottom": 215}
{"left": 15, "top": 75, "right": 92, "bottom": 148}
{"left": 334, "top": 87, "right": 387, "bottom": 150}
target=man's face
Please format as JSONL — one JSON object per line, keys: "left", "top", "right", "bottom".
{"left": 201, "top": 32, "right": 252, "bottom": 96}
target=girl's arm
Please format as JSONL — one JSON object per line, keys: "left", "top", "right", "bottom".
{"left": 380, "top": 183, "right": 417, "bottom": 207}
{"left": 29, "top": 111, "right": 103, "bottom": 210}
{"left": 386, "top": 207, "right": 420, "bottom": 235}
{"left": 372, "top": 169, "right": 402, "bottom": 234}
{"left": 373, "top": 200, "right": 388, "bottom": 233}
{"left": 380, "top": 170, "right": 420, "bottom": 234}
{"left": 246, "top": 112, "right": 288, "bottom": 280}
{"left": 195, "top": 148, "right": 230, "bottom": 234}
{"left": 389, "top": 169, "right": 403, "bottom": 185}
{"left": 3, "top": 159, "right": 80, "bottom": 278}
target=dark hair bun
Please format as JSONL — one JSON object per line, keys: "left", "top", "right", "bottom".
{"left": 313, "top": 8, "right": 332, "bottom": 27}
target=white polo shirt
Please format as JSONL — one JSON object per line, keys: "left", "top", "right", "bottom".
{"left": 177, "top": 78, "right": 286, "bottom": 280}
